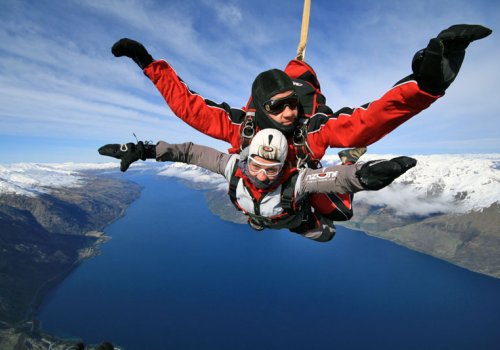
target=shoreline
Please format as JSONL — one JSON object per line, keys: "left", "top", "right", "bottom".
{"left": 337, "top": 222, "right": 500, "bottom": 280}
{"left": 0, "top": 174, "right": 143, "bottom": 348}
{"left": 1, "top": 231, "right": 127, "bottom": 349}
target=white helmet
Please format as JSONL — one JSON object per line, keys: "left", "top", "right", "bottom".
{"left": 248, "top": 129, "right": 288, "bottom": 164}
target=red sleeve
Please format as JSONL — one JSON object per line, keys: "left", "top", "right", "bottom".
{"left": 306, "top": 80, "right": 440, "bottom": 158}
{"left": 144, "top": 60, "right": 243, "bottom": 149}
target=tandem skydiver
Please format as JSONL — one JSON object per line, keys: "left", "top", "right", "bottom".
{"left": 107, "top": 24, "right": 491, "bottom": 235}
{"left": 99, "top": 129, "right": 416, "bottom": 242}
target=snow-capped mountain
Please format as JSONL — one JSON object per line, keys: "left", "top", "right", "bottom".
{"left": 2, "top": 154, "right": 499, "bottom": 215}
{"left": 159, "top": 154, "right": 500, "bottom": 215}
{"left": 324, "top": 153, "right": 500, "bottom": 215}
{"left": 0, "top": 162, "right": 118, "bottom": 197}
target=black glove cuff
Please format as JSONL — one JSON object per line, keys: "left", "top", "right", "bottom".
{"left": 136, "top": 141, "right": 156, "bottom": 160}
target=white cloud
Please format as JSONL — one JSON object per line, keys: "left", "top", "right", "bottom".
{"left": 340, "top": 154, "right": 500, "bottom": 216}
{"left": 1, "top": 0, "right": 499, "bottom": 165}
{"left": 355, "top": 184, "right": 452, "bottom": 217}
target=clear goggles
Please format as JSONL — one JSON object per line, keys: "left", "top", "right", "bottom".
{"left": 247, "top": 156, "right": 284, "bottom": 178}
{"left": 262, "top": 93, "right": 299, "bottom": 115}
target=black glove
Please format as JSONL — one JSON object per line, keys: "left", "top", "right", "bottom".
{"left": 412, "top": 24, "right": 492, "bottom": 95}
{"left": 436, "top": 24, "right": 492, "bottom": 51}
{"left": 98, "top": 141, "right": 156, "bottom": 172}
{"left": 356, "top": 156, "right": 417, "bottom": 191}
{"left": 112, "top": 38, "right": 154, "bottom": 70}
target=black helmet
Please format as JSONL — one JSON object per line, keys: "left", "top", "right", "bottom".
{"left": 251, "top": 69, "right": 297, "bottom": 136}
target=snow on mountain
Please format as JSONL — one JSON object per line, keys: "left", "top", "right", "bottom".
{"left": 322, "top": 153, "right": 500, "bottom": 216}
{"left": 158, "top": 163, "right": 226, "bottom": 190}
{"left": 2, "top": 154, "right": 499, "bottom": 216}
{"left": 158, "top": 154, "right": 500, "bottom": 216}
{"left": 0, "top": 162, "right": 118, "bottom": 197}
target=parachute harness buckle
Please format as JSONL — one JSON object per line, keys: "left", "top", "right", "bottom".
{"left": 240, "top": 113, "right": 256, "bottom": 151}
{"left": 242, "top": 118, "right": 255, "bottom": 139}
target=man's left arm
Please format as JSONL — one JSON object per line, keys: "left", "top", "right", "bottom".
{"left": 307, "top": 80, "right": 438, "bottom": 158}
{"left": 306, "top": 24, "right": 491, "bottom": 158}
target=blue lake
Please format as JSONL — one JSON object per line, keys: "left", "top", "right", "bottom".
{"left": 38, "top": 173, "right": 500, "bottom": 349}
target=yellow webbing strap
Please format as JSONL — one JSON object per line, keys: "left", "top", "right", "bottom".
{"left": 296, "top": 0, "right": 311, "bottom": 62}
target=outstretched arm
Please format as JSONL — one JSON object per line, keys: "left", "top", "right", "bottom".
{"left": 155, "top": 141, "right": 234, "bottom": 176}
{"left": 98, "top": 141, "right": 235, "bottom": 177}
{"left": 306, "top": 80, "right": 438, "bottom": 156}
{"left": 306, "top": 24, "right": 491, "bottom": 158}
{"left": 412, "top": 24, "right": 492, "bottom": 95}
{"left": 112, "top": 39, "right": 243, "bottom": 149}
{"left": 296, "top": 156, "right": 417, "bottom": 198}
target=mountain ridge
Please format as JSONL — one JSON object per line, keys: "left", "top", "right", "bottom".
{"left": 0, "top": 167, "right": 141, "bottom": 348}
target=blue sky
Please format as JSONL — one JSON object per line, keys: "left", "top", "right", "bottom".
{"left": 0, "top": 0, "right": 499, "bottom": 163}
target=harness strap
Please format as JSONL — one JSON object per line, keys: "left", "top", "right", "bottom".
{"left": 292, "top": 118, "right": 321, "bottom": 168}
{"left": 281, "top": 172, "right": 300, "bottom": 212}
{"left": 228, "top": 163, "right": 305, "bottom": 230}
{"left": 325, "top": 193, "right": 353, "bottom": 220}
{"left": 228, "top": 160, "right": 240, "bottom": 208}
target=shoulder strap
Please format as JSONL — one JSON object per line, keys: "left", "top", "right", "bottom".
{"left": 281, "top": 171, "right": 300, "bottom": 213}
{"left": 228, "top": 159, "right": 241, "bottom": 209}
{"left": 292, "top": 118, "right": 321, "bottom": 169}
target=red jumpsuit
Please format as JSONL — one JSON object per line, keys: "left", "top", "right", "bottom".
{"left": 144, "top": 59, "right": 439, "bottom": 220}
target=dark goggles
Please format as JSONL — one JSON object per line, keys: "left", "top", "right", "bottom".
{"left": 262, "top": 93, "right": 299, "bottom": 115}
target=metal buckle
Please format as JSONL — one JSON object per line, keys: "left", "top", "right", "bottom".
{"left": 293, "top": 127, "right": 305, "bottom": 146}
{"left": 248, "top": 219, "right": 265, "bottom": 231}
{"left": 242, "top": 118, "right": 255, "bottom": 139}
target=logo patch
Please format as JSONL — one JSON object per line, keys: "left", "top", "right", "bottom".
{"left": 305, "top": 171, "right": 338, "bottom": 182}
{"left": 263, "top": 146, "right": 274, "bottom": 152}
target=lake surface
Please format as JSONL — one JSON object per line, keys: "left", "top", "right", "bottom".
{"left": 38, "top": 173, "right": 500, "bottom": 349}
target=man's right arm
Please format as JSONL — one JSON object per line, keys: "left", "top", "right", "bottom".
{"left": 112, "top": 39, "right": 244, "bottom": 148}
{"left": 145, "top": 61, "right": 244, "bottom": 147}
